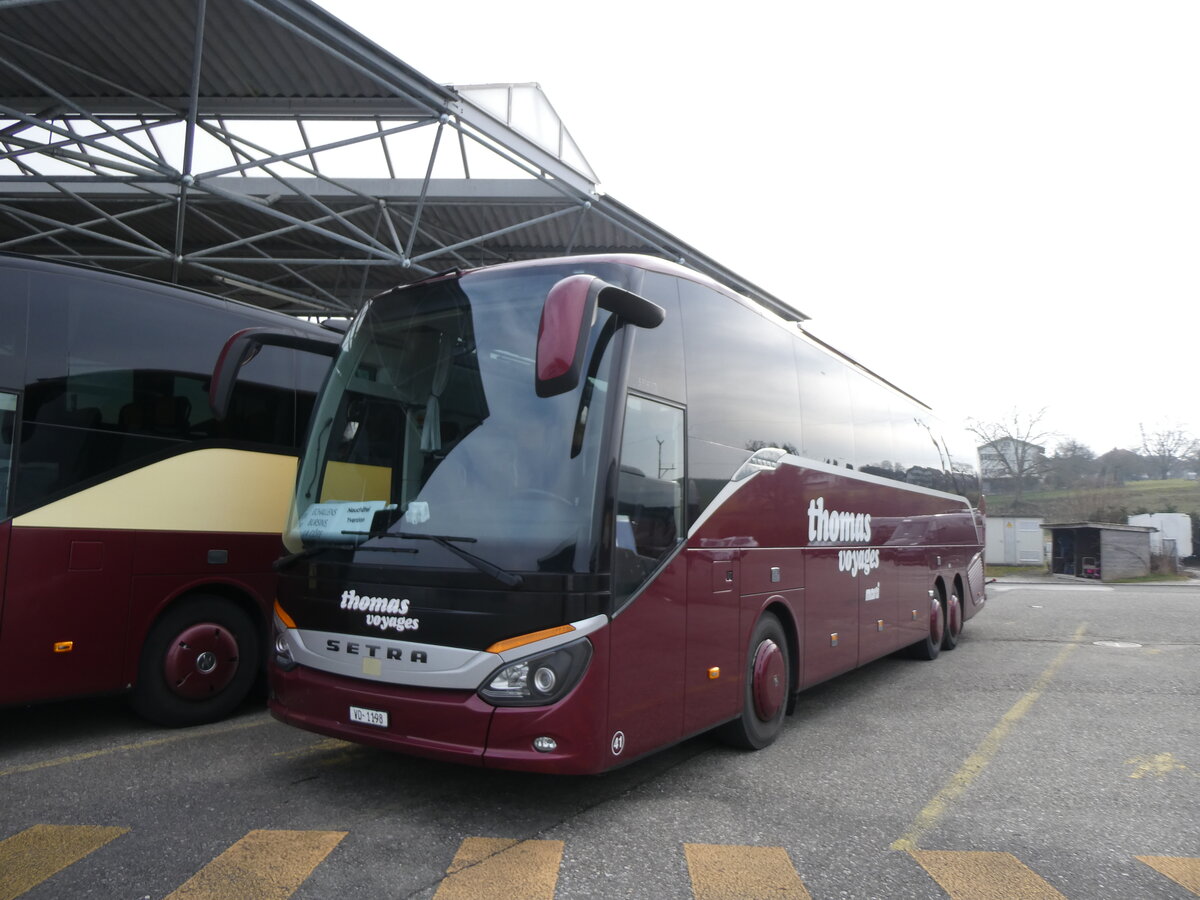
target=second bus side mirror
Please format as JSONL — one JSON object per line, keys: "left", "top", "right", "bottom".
{"left": 209, "top": 327, "right": 341, "bottom": 419}
{"left": 535, "top": 275, "right": 664, "bottom": 398}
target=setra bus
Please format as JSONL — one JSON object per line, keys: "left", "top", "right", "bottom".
{"left": 0, "top": 254, "right": 337, "bottom": 725}
{"left": 261, "top": 254, "right": 985, "bottom": 773}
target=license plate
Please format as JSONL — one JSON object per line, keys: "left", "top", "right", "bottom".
{"left": 349, "top": 705, "right": 388, "bottom": 728}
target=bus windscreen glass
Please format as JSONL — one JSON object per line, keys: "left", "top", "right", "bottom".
{"left": 287, "top": 266, "right": 624, "bottom": 576}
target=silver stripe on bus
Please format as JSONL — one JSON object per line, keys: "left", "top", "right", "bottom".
{"left": 688, "top": 451, "right": 972, "bottom": 539}
{"left": 284, "top": 613, "right": 608, "bottom": 690}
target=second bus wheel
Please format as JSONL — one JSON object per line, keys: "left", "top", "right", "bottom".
{"left": 130, "top": 595, "right": 260, "bottom": 727}
{"left": 718, "top": 611, "right": 791, "bottom": 751}
{"left": 941, "top": 592, "right": 962, "bottom": 651}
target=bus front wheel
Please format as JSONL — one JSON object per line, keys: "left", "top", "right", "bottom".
{"left": 130, "top": 595, "right": 260, "bottom": 727}
{"left": 718, "top": 612, "right": 790, "bottom": 750}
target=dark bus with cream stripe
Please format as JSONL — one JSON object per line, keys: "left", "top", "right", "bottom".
{"left": 0, "top": 254, "right": 335, "bottom": 725}
{"left": 268, "top": 254, "right": 984, "bottom": 773}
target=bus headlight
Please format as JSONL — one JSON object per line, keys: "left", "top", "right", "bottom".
{"left": 479, "top": 639, "right": 591, "bottom": 707}
{"left": 273, "top": 625, "right": 297, "bottom": 672}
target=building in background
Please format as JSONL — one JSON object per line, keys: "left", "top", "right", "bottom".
{"left": 978, "top": 438, "right": 1045, "bottom": 494}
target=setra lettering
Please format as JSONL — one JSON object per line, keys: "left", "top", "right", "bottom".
{"left": 324, "top": 639, "right": 428, "bottom": 664}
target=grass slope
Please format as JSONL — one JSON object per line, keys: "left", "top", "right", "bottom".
{"left": 985, "top": 479, "right": 1200, "bottom": 523}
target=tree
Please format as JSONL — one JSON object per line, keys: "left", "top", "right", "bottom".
{"left": 1096, "top": 448, "right": 1148, "bottom": 486}
{"left": 1139, "top": 424, "right": 1198, "bottom": 480}
{"left": 968, "top": 408, "right": 1054, "bottom": 509}
{"left": 1044, "top": 439, "right": 1096, "bottom": 490}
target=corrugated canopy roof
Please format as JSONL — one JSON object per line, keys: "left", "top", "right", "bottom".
{"left": 0, "top": 0, "right": 805, "bottom": 320}
{"left": 0, "top": 0, "right": 453, "bottom": 115}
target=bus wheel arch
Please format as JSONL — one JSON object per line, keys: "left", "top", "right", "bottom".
{"left": 129, "top": 590, "right": 262, "bottom": 727}
{"left": 717, "top": 609, "right": 792, "bottom": 751}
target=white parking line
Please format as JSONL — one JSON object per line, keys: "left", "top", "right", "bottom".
{"left": 989, "top": 584, "right": 1113, "bottom": 592}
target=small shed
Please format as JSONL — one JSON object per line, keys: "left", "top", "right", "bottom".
{"left": 1043, "top": 522, "right": 1155, "bottom": 582}
{"left": 986, "top": 516, "right": 1045, "bottom": 566}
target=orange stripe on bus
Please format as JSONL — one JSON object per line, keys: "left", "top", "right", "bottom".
{"left": 274, "top": 601, "right": 298, "bottom": 629}
{"left": 486, "top": 625, "right": 575, "bottom": 654}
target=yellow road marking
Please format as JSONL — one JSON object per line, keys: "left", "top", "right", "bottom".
{"left": 1126, "top": 753, "right": 1192, "bottom": 779}
{"left": 911, "top": 850, "right": 1067, "bottom": 900}
{"left": 684, "top": 843, "right": 813, "bottom": 899}
{"left": 272, "top": 737, "right": 356, "bottom": 760}
{"left": 1137, "top": 856, "right": 1200, "bottom": 894}
{"left": 891, "top": 623, "right": 1088, "bottom": 852}
{"left": 165, "top": 829, "right": 346, "bottom": 900}
{"left": 0, "top": 824, "right": 128, "bottom": 900}
{"left": 0, "top": 716, "right": 271, "bottom": 779}
{"left": 434, "top": 837, "right": 563, "bottom": 900}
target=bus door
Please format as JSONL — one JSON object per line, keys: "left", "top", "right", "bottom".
{"left": 1, "top": 374, "right": 132, "bottom": 703}
{"left": 606, "top": 394, "right": 687, "bottom": 761}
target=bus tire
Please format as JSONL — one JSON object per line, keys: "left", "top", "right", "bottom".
{"left": 130, "top": 595, "right": 260, "bottom": 727}
{"left": 907, "top": 592, "right": 944, "bottom": 661}
{"left": 941, "top": 593, "right": 962, "bottom": 651}
{"left": 718, "top": 612, "right": 790, "bottom": 751}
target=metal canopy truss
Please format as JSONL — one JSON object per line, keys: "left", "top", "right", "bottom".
{"left": 0, "top": 0, "right": 804, "bottom": 320}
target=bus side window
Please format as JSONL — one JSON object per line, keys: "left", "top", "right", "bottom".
{"left": 0, "top": 269, "right": 28, "bottom": 388}
{"left": 0, "top": 392, "right": 16, "bottom": 519}
{"left": 627, "top": 272, "right": 684, "bottom": 402}
{"left": 613, "top": 395, "right": 684, "bottom": 606}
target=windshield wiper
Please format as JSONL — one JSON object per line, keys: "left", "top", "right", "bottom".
{"left": 339, "top": 530, "right": 523, "bottom": 588}
{"left": 274, "top": 540, "right": 418, "bottom": 572}
{"left": 401, "top": 532, "right": 524, "bottom": 588}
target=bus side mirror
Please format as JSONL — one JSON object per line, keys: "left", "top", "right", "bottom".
{"left": 209, "top": 327, "right": 340, "bottom": 419}
{"left": 536, "top": 275, "right": 664, "bottom": 398}
{"left": 536, "top": 275, "right": 597, "bottom": 398}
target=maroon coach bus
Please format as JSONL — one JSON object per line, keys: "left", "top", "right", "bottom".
{"left": 0, "top": 254, "right": 335, "bottom": 726}
{"left": 266, "top": 254, "right": 985, "bottom": 773}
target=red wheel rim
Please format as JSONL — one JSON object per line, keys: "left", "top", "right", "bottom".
{"left": 929, "top": 598, "right": 944, "bottom": 645}
{"left": 751, "top": 639, "right": 786, "bottom": 722}
{"left": 948, "top": 594, "right": 962, "bottom": 637}
{"left": 162, "top": 622, "right": 239, "bottom": 699}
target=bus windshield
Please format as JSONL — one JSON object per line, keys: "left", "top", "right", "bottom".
{"left": 286, "top": 265, "right": 624, "bottom": 576}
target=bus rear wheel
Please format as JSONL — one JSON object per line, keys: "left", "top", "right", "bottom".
{"left": 941, "top": 592, "right": 962, "bottom": 651}
{"left": 130, "top": 595, "right": 260, "bottom": 727}
{"left": 907, "top": 592, "right": 944, "bottom": 661}
{"left": 718, "top": 612, "right": 790, "bottom": 750}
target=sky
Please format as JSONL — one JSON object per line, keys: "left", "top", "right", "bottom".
{"left": 318, "top": 1, "right": 1198, "bottom": 456}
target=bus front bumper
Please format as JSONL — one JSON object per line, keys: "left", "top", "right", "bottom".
{"left": 269, "top": 661, "right": 612, "bottom": 774}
